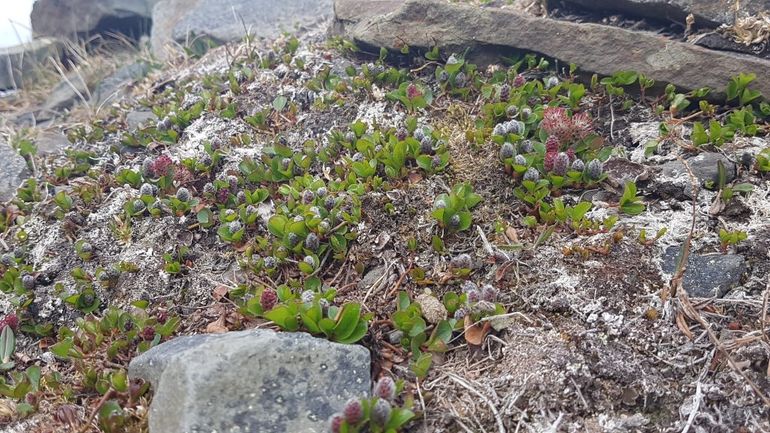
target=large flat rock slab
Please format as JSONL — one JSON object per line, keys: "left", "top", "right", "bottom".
{"left": 129, "top": 329, "right": 371, "bottom": 433}
{"left": 333, "top": 0, "right": 770, "bottom": 98}
{"left": 151, "top": 0, "right": 333, "bottom": 59}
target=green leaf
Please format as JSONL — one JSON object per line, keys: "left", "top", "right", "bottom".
{"left": 318, "top": 318, "right": 336, "bottom": 336}
{"left": 611, "top": 70, "right": 638, "bottom": 86}
{"left": 621, "top": 202, "right": 645, "bottom": 215}
{"left": 425, "top": 46, "right": 440, "bottom": 61}
{"left": 457, "top": 211, "right": 472, "bottom": 231}
{"left": 398, "top": 292, "right": 411, "bottom": 311}
{"left": 691, "top": 121, "right": 708, "bottom": 146}
{"left": 671, "top": 94, "right": 690, "bottom": 113}
{"left": 196, "top": 209, "right": 214, "bottom": 228}
{"left": 622, "top": 181, "right": 637, "bottom": 201}
{"left": 386, "top": 408, "right": 416, "bottom": 429}
{"left": 410, "top": 352, "right": 432, "bottom": 378}
{"left": 272, "top": 95, "right": 288, "bottom": 111}
{"left": 336, "top": 321, "right": 368, "bottom": 344}
{"left": 0, "top": 327, "right": 14, "bottom": 364}
{"left": 426, "top": 320, "right": 453, "bottom": 352}
{"left": 732, "top": 183, "right": 754, "bottom": 194}
{"left": 98, "top": 400, "right": 125, "bottom": 433}
{"left": 431, "top": 235, "right": 445, "bottom": 252}
{"left": 300, "top": 311, "right": 322, "bottom": 334}
{"left": 533, "top": 225, "right": 554, "bottom": 248}
{"left": 333, "top": 303, "right": 361, "bottom": 340}
{"left": 111, "top": 369, "right": 128, "bottom": 392}
{"left": 50, "top": 337, "right": 81, "bottom": 359}
{"left": 717, "top": 160, "right": 727, "bottom": 190}
{"left": 267, "top": 215, "right": 288, "bottom": 237}
{"left": 264, "top": 305, "right": 293, "bottom": 327}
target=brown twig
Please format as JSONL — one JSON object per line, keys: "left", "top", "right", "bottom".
{"left": 386, "top": 261, "right": 413, "bottom": 298}
{"left": 78, "top": 389, "right": 115, "bottom": 433}
{"left": 672, "top": 158, "right": 770, "bottom": 407}
{"left": 762, "top": 282, "right": 770, "bottom": 377}
{"left": 679, "top": 292, "right": 770, "bottom": 407}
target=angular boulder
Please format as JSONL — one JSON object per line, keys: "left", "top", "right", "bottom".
{"left": 31, "top": 0, "right": 158, "bottom": 39}
{"left": 0, "top": 143, "right": 30, "bottom": 203}
{"left": 554, "top": 0, "right": 770, "bottom": 28}
{"left": 129, "top": 329, "right": 371, "bottom": 433}
{"left": 150, "top": 0, "right": 333, "bottom": 59}
{"left": 0, "top": 38, "right": 62, "bottom": 90}
{"left": 333, "top": 0, "right": 770, "bottom": 98}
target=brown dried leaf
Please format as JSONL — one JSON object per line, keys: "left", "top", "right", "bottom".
{"left": 212, "top": 285, "right": 230, "bottom": 301}
{"left": 676, "top": 311, "right": 694, "bottom": 340}
{"left": 205, "top": 316, "right": 228, "bottom": 334}
{"left": 464, "top": 315, "right": 492, "bottom": 346}
{"left": 505, "top": 226, "right": 519, "bottom": 243}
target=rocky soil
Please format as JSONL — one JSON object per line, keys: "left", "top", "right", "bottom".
{"left": 1, "top": 1, "right": 770, "bottom": 433}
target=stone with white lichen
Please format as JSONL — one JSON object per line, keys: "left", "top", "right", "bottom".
{"left": 415, "top": 289, "right": 448, "bottom": 324}
{"left": 129, "top": 329, "right": 370, "bottom": 433}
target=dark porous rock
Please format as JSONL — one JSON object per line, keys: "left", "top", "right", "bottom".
{"left": 553, "top": 0, "right": 770, "bottom": 28}
{"left": 333, "top": 0, "right": 770, "bottom": 98}
{"left": 694, "top": 32, "right": 770, "bottom": 59}
{"left": 660, "top": 152, "right": 736, "bottom": 186}
{"left": 661, "top": 246, "right": 746, "bottom": 298}
{"left": 129, "top": 329, "right": 371, "bottom": 433}
{"left": 0, "top": 142, "right": 30, "bottom": 202}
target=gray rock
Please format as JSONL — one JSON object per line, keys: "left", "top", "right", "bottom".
{"left": 34, "top": 131, "right": 70, "bottom": 155}
{"left": 333, "top": 0, "right": 770, "bottom": 98}
{"left": 556, "top": 0, "right": 770, "bottom": 28}
{"left": 661, "top": 246, "right": 746, "bottom": 297}
{"left": 0, "top": 142, "right": 30, "bottom": 202}
{"left": 357, "top": 265, "right": 391, "bottom": 290}
{"left": 92, "top": 62, "right": 150, "bottom": 106}
{"left": 603, "top": 158, "right": 650, "bottom": 188}
{"left": 151, "top": 0, "right": 333, "bottom": 59}
{"left": 126, "top": 110, "right": 158, "bottom": 129}
{"left": 36, "top": 73, "right": 90, "bottom": 122}
{"left": 0, "top": 38, "right": 62, "bottom": 90}
{"left": 129, "top": 329, "right": 370, "bottom": 433}
{"left": 660, "top": 152, "right": 736, "bottom": 186}
{"left": 31, "top": 0, "right": 159, "bottom": 39}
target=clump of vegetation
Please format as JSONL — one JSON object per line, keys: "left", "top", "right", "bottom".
{"left": 431, "top": 183, "right": 482, "bottom": 233}
{"left": 328, "top": 376, "right": 414, "bottom": 433}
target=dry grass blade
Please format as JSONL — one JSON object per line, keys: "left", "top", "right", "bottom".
{"left": 446, "top": 373, "right": 506, "bottom": 433}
